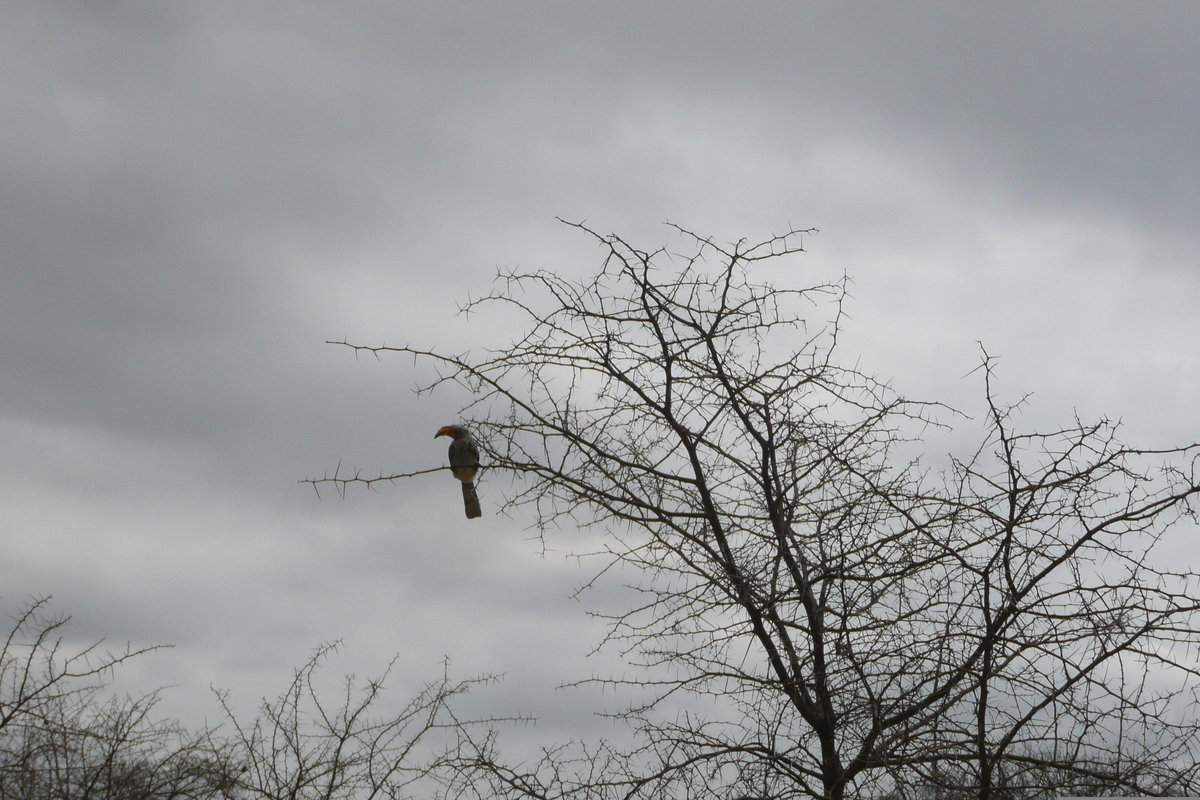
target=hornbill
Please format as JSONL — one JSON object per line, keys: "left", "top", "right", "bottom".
{"left": 434, "top": 425, "right": 482, "bottom": 519}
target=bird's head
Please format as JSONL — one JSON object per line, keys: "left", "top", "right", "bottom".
{"left": 435, "top": 425, "right": 468, "bottom": 440}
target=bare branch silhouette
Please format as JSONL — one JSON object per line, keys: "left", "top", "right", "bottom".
{"left": 322, "top": 220, "right": 1200, "bottom": 800}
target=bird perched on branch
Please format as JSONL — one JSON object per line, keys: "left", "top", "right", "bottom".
{"left": 434, "top": 425, "right": 482, "bottom": 519}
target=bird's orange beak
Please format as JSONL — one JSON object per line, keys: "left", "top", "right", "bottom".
{"left": 434, "top": 426, "right": 456, "bottom": 439}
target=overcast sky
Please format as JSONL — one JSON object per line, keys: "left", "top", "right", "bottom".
{"left": 2, "top": 1, "right": 1198, "bottom": 748}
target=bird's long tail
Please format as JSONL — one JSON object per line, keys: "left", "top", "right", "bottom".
{"left": 462, "top": 481, "right": 482, "bottom": 519}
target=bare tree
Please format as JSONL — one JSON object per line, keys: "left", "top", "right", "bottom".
{"left": 0, "top": 687, "right": 238, "bottom": 800}
{"left": 215, "top": 642, "right": 501, "bottom": 800}
{"left": 0, "top": 597, "right": 160, "bottom": 737}
{"left": 312, "top": 221, "right": 1200, "bottom": 800}
{"left": 0, "top": 596, "right": 238, "bottom": 799}
{"left": 0, "top": 597, "right": 494, "bottom": 800}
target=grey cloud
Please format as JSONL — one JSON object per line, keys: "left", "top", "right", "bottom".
{"left": 1, "top": 1, "right": 1197, "bottom": 739}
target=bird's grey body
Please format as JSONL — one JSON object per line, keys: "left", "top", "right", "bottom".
{"left": 435, "top": 425, "right": 482, "bottom": 518}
